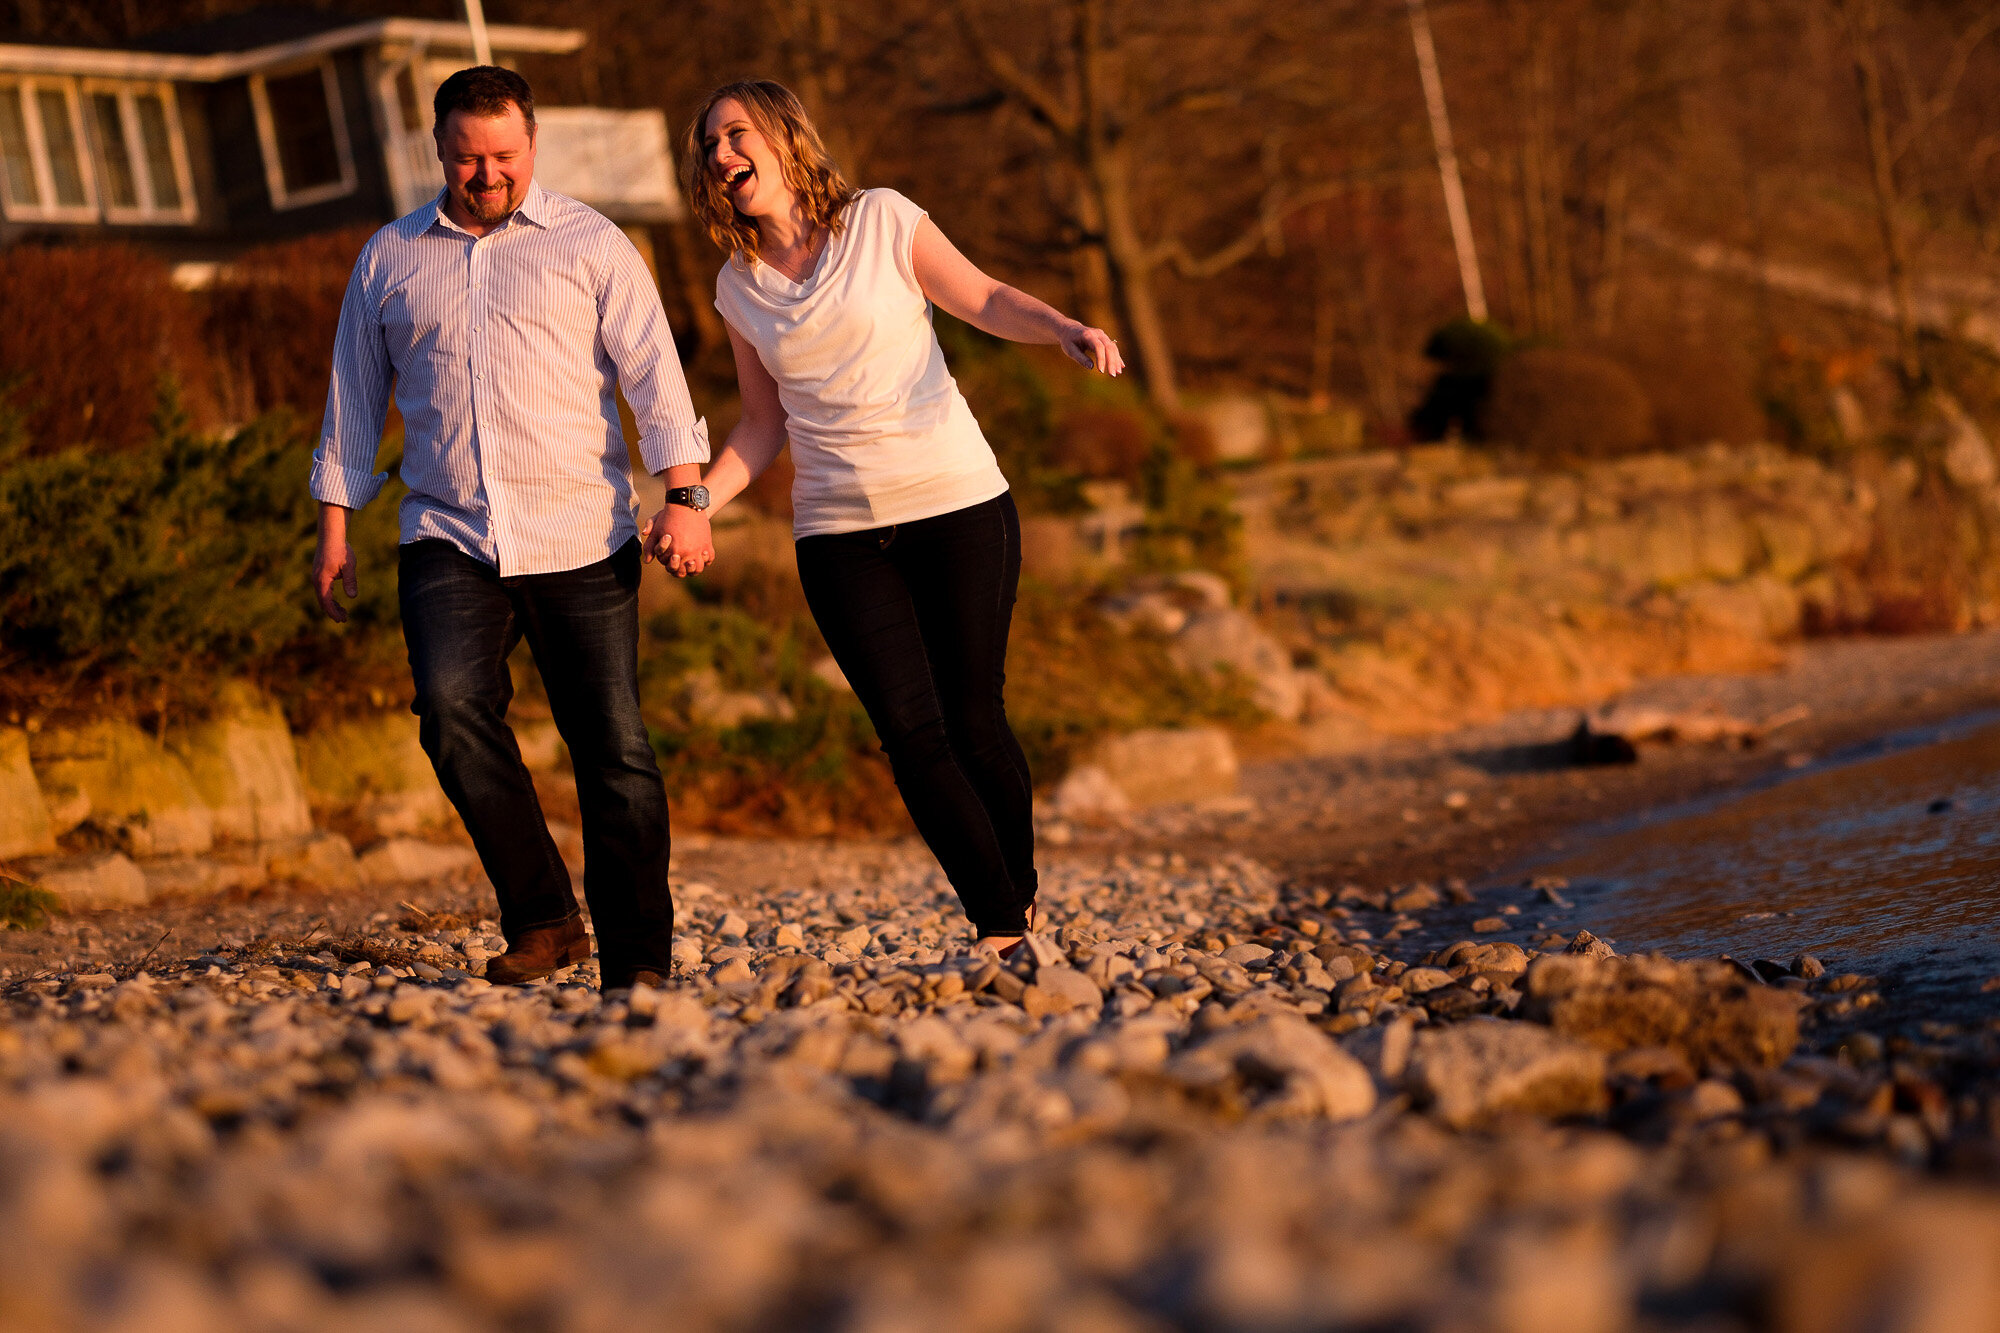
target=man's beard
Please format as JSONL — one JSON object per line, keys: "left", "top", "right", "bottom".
{"left": 455, "top": 180, "right": 518, "bottom": 224}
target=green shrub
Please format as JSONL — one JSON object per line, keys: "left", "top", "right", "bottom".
{"left": 0, "top": 397, "right": 405, "bottom": 721}
{"left": 0, "top": 879, "right": 59, "bottom": 930}
{"left": 651, "top": 697, "right": 906, "bottom": 837}
{"left": 1483, "top": 346, "right": 1655, "bottom": 459}
{"left": 1409, "top": 318, "right": 1513, "bottom": 441}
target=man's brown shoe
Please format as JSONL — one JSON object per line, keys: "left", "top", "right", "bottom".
{"left": 484, "top": 917, "right": 591, "bottom": 984}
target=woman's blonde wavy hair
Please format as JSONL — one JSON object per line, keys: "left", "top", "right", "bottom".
{"left": 683, "top": 80, "right": 859, "bottom": 267}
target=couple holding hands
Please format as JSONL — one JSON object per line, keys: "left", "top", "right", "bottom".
{"left": 310, "top": 68, "right": 1121, "bottom": 990}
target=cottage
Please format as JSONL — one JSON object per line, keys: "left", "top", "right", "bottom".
{"left": 0, "top": 8, "right": 681, "bottom": 264}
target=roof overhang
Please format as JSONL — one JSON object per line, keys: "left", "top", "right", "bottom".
{"left": 0, "top": 19, "right": 585, "bottom": 81}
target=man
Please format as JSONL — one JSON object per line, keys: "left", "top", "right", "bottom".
{"left": 311, "top": 66, "right": 714, "bottom": 990}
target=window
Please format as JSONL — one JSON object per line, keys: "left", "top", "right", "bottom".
{"left": 248, "top": 59, "right": 356, "bottom": 209}
{"left": 0, "top": 77, "right": 97, "bottom": 221}
{"left": 82, "top": 82, "right": 195, "bottom": 223}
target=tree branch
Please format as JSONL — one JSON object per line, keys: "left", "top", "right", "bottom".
{"left": 1150, "top": 178, "right": 1357, "bottom": 279}
{"left": 945, "top": 0, "right": 1081, "bottom": 138}
{"left": 1890, "top": 7, "right": 2000, "bottom": 164}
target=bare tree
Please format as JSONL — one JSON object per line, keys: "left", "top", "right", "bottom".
{"left": 946, "top": 0, "right": 1373, "bottom": 411}
{"left": 1827, "top": 0, "right": 2000, "bottom": 390}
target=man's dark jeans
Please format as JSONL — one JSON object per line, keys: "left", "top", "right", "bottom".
{"left": 795, "top": 493, "right": 1037, "bottom": 935}
{"left": 398, "top": 537, "right": 673, "bottom": 983}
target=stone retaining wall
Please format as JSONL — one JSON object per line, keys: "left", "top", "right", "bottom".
{"left": 1, "top": 687, "right": 500, "bottom": 908}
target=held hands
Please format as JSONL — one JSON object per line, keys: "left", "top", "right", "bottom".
{"left": 1060, "top": 322, "right": 1125, "bottom": 377}
{"left": 641, "top": 504, "right": 715, "bottom": 577}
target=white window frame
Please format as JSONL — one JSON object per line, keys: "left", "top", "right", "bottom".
{"left": 80, "top": 79, "right": 198, "bottom": 225}
{"left": 0, "top": 75, "right": 100, "bottom": 223}
{"left": 247, "top": 57, "right": 357, "bottom": 211}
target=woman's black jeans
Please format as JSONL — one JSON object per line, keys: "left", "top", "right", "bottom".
{"left": 398, "top": 537, "right": 674, "bottom": 985}
{"left": 796, "top": 492, "right": 1038, "bottom": 935}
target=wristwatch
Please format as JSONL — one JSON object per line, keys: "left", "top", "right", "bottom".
{"left": 665, "top": 484, "right": 711, "bottom": 512}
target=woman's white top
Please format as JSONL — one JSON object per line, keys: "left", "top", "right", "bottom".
{"left": 714, "top": 188, "right": 1009, "bottom": 538}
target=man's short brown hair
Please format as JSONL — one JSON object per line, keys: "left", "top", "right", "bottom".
{"left": 433, "top": 66, "right": 535, "bottom": 137}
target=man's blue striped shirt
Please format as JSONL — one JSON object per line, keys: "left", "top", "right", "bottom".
{"left": 310, "top": 182, "right": 709, "bottom": 577}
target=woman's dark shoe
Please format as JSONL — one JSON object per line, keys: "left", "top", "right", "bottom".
{"left": 604, "top": 968, "right": 669, "bottom": 992}
{"left": 974, "top": 904, "right": 1039, "bottom": 962}
{"left": 484, "top": 917, "right": 591, "bottom": 984}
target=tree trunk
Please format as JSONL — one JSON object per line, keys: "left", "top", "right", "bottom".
{"left": 1091, "top": 144, "right": 1180, "bottom": 410}
{"left": 1841, "top": 0, "right": 1924, "bottom": 389}
{"left": 1068, "top": 183, "right": 1122, "bottom": 336}
{"left": 772, "top": 0, "right": 859, "bottom": 174}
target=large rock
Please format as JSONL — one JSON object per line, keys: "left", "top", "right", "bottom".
{"left": 0, "top": 728, "right": 56, "bottom": 859}
{"left": 170, "top": 683, "right": 312, "bottom": 843}
{"left": 1519, "top": 953, "right": 1806, "bottom": 1072}
{"left": 682, "top": 668, "right": 796, "bottom": 729}
{"left": 264, "top": 832, "right": 361, "bottom": 888}
{"left": 1196, "top": 394, "right": 1271, "bottom": 463}
{"left": 1171, "top": 608, "right": 1305, "bottom": 721}
{"left": 1407, "top": 1018, "right": 1608, "bottom": 1128}
{"left": 22, "top": 852, "right": 149, "bottom": 909}
{"left": 30, "top": 722, "right": 213, "bottom": 856}
{"left": 358, "top": 838, "right": 481, "bottom": 886}
{"left": 1089, "top": 727, "right": 1239, "bottom": 807}
{"left": 1936, "top": 392, "right": 1997, "bottom": 490}
{"left": 1165, "top": 1014, "right": 1376, "bottom": 1120}
{"left": 298, "top": 712, "right": 451, "bottom": 835}
{"left": 1681, "top": 575, "right": 1802, "bottom": 642}
{"left": 1048, "top": 765, "right": 1131, "bottom": 821}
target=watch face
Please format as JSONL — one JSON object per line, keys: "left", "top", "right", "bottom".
{"left": 691, "top": 485, "right": 711, "bottom": 510}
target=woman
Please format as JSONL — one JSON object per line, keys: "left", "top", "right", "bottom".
{"left": 649, "top": 80, "right": 1122, "bottom": 957}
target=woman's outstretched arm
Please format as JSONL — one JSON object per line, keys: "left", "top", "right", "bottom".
{"left": 912, "top": 218, "right": 1125, "bottom": 377}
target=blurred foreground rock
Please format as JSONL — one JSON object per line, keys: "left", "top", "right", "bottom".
{"left": 2, "top": 840, "right": 1995, "bottom": 1331}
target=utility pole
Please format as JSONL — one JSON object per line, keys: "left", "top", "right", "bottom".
{"left": 1406, "top": 0, "right": 1489, "bottom": 323}
{"left": 463, "top": 0, "right": 494, "bottom": 67}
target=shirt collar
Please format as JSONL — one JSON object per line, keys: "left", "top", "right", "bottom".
{"left": 425, "top": 179, "right": 551, "bottom": 236}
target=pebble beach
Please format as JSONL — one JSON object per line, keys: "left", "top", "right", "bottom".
{"left": 5, "top": 816, "right": 1998, "bottom": 1332}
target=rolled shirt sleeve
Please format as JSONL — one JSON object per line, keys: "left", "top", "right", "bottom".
{"left": 310, "top": 241, "right": 392, "bottom": 510}
{"left": 597, "top": 227, "right": 711, "bottom": 475}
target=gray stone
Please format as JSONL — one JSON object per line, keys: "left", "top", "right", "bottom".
{"left": 1168, "top": 1014, "right": 1376, "bottom": 1120}
{"left": 1171, "top": 609, "right": 1305, "bottom": 721}
{"left": 24, "top": 852, "right": 150, "bottom": 909}
{"left": 1398, "top": 967, "right": 1454, "bottom": 995}
{"left": 1050, "top": 764, "right": 1132, "bottom": 821}
{"left": 31, "top": 721, "right": 214, "bottom": 855}
{"left": 0, "top": 727, "right": 56, "bottom": 859}
{"left": 170, "top": 683, "right": 313, "bottom": 843}
{"left": 1023, "top": 965, "right": 1102, "bottom": 1018}
{"left": 1197, "top": 394, "right": 1271, "bottom": 463}
{"left": 1090, "top": 727, "right": 1239, "bottom": 807}
{"left": 1520, "top": 953, "right": 1807, "bottom": 1071}
{"left": 1407, "top": 1018, "right": 1608, "bottom": 1128}
{"left": 358, "top": 837, "right": 479, "bottom": 885}
{"left": 264, "top": 832, "right": 360, "bottom": 888}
